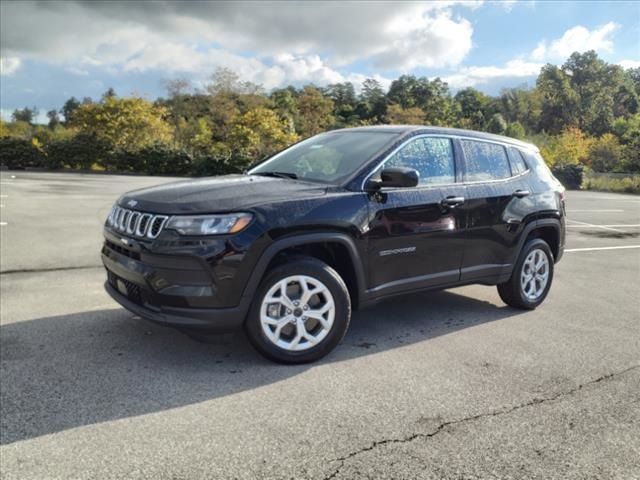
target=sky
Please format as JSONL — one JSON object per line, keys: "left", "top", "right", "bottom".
{"left": 1, "top": 0, "right": 639, "bottom": 123}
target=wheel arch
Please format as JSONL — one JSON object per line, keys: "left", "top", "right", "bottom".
{"left": 242, "top": 233, "right": 367, "bottom": 310}
{"left": 519, "top": 219, "right": 562, "bottom": 263}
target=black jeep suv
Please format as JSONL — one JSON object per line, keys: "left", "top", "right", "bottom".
{"left": 102, "top": 126, "right": 565, "bottom": 363}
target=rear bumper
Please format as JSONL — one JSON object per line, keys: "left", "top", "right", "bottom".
{"left": 105, "top": 281, "right": 247, "bottom": 332}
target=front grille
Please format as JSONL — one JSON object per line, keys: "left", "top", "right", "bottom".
{"left": 103, "top": 240, "right": 141, "bottom": 260}
{"left": 106, "top": 206, "right": 168, "bottom": 239}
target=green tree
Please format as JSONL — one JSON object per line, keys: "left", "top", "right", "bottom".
{"left": 357, "top": 78, "right": 387, "bottom": 122}
{"left": 486, "top": 113, "right": 507, "bottom": 134}
{"left": 385, "top": 104, "right": 425, "bottom": 124}
{"left": 11, "top": 107, "right": 38, "bottom": 124}
{"left": 206, "top": 67, "right": 263, "bottom": 96}
{"left": 62, "top": 97, "right": 81, "bottom": 123}
{"left": 230, "top": 107, "right": 299, "bottom": 167}
{"left": 324, "top": 82, "right": 359, "bottom": 126}
{"left": 505, "top": 121, "right": 525, "bottom": 139}
{"left": 454, "top": 87, "right": 490, "bottom": 130}
{"left": 540, "top": 127, "right": 592, "bottom": 168}
{"left": 101, "top": 87, "right": 117, "bottom": 102}
{"left": 537, "top": 64, "right": 580, "bottom": 133}
{"left": 71, "top": 96, "right": 174, "bottom": 152}
{"left": 589, "top": 133, "right": 622, "bottom": 172}
{"left": 296, "top": 86, "right": 334, "bottom": 137}
{"left": 47, "top": 110, "right": 61, "bottom": 129}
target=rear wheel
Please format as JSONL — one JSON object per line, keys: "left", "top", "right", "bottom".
{"left": 498, "top": 238, "right": 554, "bottom": 310}
{"left": 245, "top": 257, "right": 351, "bottom": 364}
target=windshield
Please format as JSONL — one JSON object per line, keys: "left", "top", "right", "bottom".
{"left": 249, "top": 131, "right": 399, "bottom": 184}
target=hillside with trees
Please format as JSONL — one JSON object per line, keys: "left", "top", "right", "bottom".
{"left": 1, "top": 51, "right": 638, "bottom": 190}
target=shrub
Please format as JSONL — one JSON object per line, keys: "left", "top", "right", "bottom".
{"left": 0, "top": 137, "right": 44, "bottom": 168}
{"left": 552, "top": 164, "right": 584, "bottom": 189}
{"left": 137, "top": 143, "right": 192, "bottom": 175}
{"left": 191, "top": 157, "right": 242, "bottom": 176}
{"left": 46, "top": 133, "right": 110, "bottom": 170}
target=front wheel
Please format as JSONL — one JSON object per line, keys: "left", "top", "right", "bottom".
{"left": 498, "top": 238, "right": 554, "bottom": 310}
{"left": 245, "top": 257, "right": 351, "bottom": 364}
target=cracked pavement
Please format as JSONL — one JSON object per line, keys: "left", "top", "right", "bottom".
{"left": 1, "top": 173, "right": 639, "bottom": 479}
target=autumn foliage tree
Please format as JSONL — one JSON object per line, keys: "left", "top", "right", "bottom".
{"left": 70, "top": 96, "right": 174, "bottom": 152}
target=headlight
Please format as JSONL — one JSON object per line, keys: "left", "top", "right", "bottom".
{"left": 165, "top": 213, "right": 253, "bottom": 236}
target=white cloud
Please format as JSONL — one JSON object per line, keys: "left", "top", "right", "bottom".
{"left": 531, "top": 22, "right": 619, "bottom": 61}
{"left": 371, "top": 9, "right": 473, "bottom": 70}
{"left": 0, "top": 0, "right": 477, "bottom": 86}
{"left": 0, "top": 56, "right": 21, "bottom": 76}
{"left": 443, "top": 59, "right": 543, "bottom": 88}
{"left": 619, "top": 59, "right": 640, "bottom": 69}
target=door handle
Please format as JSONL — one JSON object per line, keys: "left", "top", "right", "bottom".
{"left": 440, "top": 196, "right": 465, "bottom": 208}
{"left": 512, "top": 189, "right": 531, "bottom": 198}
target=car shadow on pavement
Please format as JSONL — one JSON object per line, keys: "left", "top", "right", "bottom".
{"left": 0, "top": 289, "right": 521, "bottom": 445}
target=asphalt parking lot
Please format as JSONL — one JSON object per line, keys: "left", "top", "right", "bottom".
{"left": 1, "top": 171, "right": 639, "bottom": 480}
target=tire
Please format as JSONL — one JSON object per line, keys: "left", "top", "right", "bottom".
{"left": 245, "top": 256, "right": 351, "bottom": 364}
{"left": 498, "top": 238, "right": 554, "bottom": 310}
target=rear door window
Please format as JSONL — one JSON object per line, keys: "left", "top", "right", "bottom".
{"left": 461, "top": 140, "right": 511, "bottom": 182}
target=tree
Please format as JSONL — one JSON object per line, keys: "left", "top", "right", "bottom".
{"left": 385, "top": 104, "right": 425, "bottom": 124}
{"left": 589, "top": 133, "right": 622, "bottom": 172}
{"left": 537, "top": 64, "right": 580, "bottom": 133}
{"left": 454, "top": 87, "right": 490, "bottom": 130}
{"left": 70, "top": 96, "right": 174, "bottom": 152}
{"left": 505, "top": 121, "right": 525, "bottom": 139}
{"left": 162, "top": 78, "right": 191, "bottom": 98}
{"left": 540, "top": 127, "right": 592, "bottom": 168}
{"left": 324, "top": 82, "right": 358, "bottom": 126}
{"left": 11, "top": 107, "right": 38, "bottom": 124}
{"left": 230, "top": 107, "right": 299, "bottom": 166}
{"left": 62, "top": 97, "right": 81, "bottom": 123}
{"left": 358, "top": 78, "right": 387, "bottom": 122}
{"left": 559, "top": 51, "right": 638, "bottom": 135}
{"left": 387, "top": 75, "right": 419, "bottom": 108}
{"left": 296, "top": 86, "right": 334, "bottom": 137}
{"left": 486, "top": 113, "right": 507, "bottom": 134}
{"left": 101, "top": 87, "right": 117, "bottom": 102}
{"left": 47, "top": 110, "right": 61, "bottom": 129}
{"left": 206, "top": 67, "right": 263, "bottom": 96}
{"left": 270, "top": 87, "right": 299, "bottom": 133}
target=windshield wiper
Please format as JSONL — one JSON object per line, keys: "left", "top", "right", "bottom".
{"left": 251, "top": 171, "right": 298, "bottom": 180}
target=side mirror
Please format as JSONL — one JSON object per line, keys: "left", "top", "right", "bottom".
{"left": 367, "top": 167, "right": 419, "bottom": 190}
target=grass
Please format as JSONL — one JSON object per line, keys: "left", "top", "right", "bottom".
{"left": 582, "top": 174, "right": 640, "bottom": 194}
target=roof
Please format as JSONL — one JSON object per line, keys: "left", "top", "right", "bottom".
{"left": 336, "top": 125, "right": 538, "bottom": 151}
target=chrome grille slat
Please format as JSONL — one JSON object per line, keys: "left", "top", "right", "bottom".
{"left": 106, "top": 207, "right": 168, "bottom": 239}
{"left": 136, "top": 213, "right": 152, "bottom": 237}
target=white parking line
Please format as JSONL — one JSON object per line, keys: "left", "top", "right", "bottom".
{"left": 568, "top": 209, "right": 625, "bottom": 213}
{"left": 0, "top": 222, "right": 7, "bottom": 226}
{"left": 565, "top": 245, "right": 640, "bottom": 252}
{"left": 0, "top": 195, "right": 7, "bottom": 198}
{"left": 567, "top": 224, "right": 640, "bottom": 228}
{"left": 566, "top": 219, "right": 626, "bottom": 233}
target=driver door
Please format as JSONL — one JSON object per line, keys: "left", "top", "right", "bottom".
{"left": 364, "top": 136, "right": 466, "bottom": 296}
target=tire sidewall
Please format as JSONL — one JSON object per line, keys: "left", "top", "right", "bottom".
{"left": 245, "top": 257, "right": 351, "bottom": 364}
{"left": 514, "top": 239, "right": 554, "bottom": 308}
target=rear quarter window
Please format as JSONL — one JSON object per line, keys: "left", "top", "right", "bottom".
{"left": 508, "top": 147, "right": 529, "bottom": 174}
{"left": 461, "top": 140, "right": 511, "bottom": 181}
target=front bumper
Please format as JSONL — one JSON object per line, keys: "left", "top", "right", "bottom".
{"left": 102, "top": 236, "right": 250, "bottom": 332}
{"left": 105, "top": 281, "right": 247, "bottom": 331}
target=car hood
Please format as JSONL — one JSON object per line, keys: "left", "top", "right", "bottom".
{"left": 118, "top": 174, "right": 328, "bottom": 214}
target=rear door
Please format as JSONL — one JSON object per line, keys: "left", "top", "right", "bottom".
{"left": 364, "top": 136, "right": 467, "bottom": 296}
{"left": 458, "top": 138, "right": 536, "bottom": 281}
